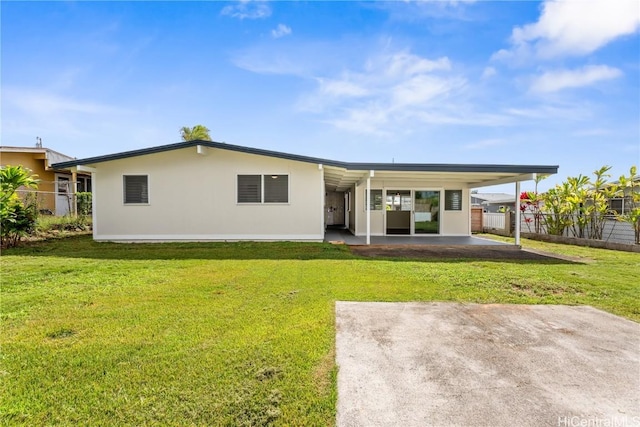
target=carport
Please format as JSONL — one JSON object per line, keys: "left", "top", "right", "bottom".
{"left": 322, "top": 163, "right": 558, "bottom": 245}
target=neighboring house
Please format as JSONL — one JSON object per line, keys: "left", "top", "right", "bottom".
{"left": 470, "top": 192, "right": 517, "bottom": 213}
{"left": 52, "top": 141, "right": 557, "bottom": 243}
{"left": 607, "top": 175, "right": 640, "bottom": 215}
{"left": 0, "top": 146, "right": 91, "bottom": 216}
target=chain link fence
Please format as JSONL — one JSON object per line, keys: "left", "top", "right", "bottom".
{"left": 520, "top": 212, "right": 636, "bottom": 245}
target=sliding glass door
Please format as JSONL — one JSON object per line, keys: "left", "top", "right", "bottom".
{"left": 386, "top": 190, "right": 411, "bottom": 234}
{"left": 414, "top": 190, "right": 440, "bottom": 234}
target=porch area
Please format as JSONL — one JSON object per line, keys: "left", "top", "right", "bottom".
{"left": 324, "top": 228, "right": 512, "bottom": 247}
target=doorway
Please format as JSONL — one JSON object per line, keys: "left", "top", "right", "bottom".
{"left": 385, "top": 190, "right": 411, "bottom": 234}
{"left": 325, "top": 190, "right": 346, "bottom": 227}
{"left": 55, "top": 174, "right": 72, "bottom": 216}
{"left": 414, "top": 190, "right": 440, "bottom": 234}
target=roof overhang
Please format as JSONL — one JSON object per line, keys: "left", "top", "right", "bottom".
{"left": 49, "top": 140, "right": 558, "bottom": 191}
{"left": 324, "top": 168, "right": 551, "bottom": 192}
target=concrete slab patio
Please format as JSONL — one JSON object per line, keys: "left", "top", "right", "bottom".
{"left": 325, "top": 228, "right": 510, "bottom": 246}
{"left": 336, "top": 302, "right": 640, "bottom": 427}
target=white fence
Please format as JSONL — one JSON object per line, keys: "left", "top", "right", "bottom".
{"left": 483, "top": 212, "right": 506, "bottom": 230}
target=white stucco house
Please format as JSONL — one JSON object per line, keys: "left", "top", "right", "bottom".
{"left": 52, "top": 141, "right": 558, "bottom": 244}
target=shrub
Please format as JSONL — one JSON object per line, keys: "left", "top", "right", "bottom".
{"left": 76, "top": 192, "right": 92, "bottom": 216}
{"left": 1, "top": 165, "right": 39, "bottom": 248}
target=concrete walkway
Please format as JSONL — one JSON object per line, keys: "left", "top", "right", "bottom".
{"left": 336, "top": 302, "right": 640, "bottom": 427}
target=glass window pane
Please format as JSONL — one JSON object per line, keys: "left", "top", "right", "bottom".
{"left": 238, "top": 175, "right": 262, "bottom": 203}
{"left": 445, "top": 190, "right": 463, "bottom": 211}
{"left": 366, "top": 189, "right": 383, "bottom": 210}
{"left": 124, "top": 175, "right": 148, "bottom": 204}
{"left": 264, "top": 175, "right": 288, "bottom": 203}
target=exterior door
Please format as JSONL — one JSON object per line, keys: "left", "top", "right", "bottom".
{"left": 325, "top": 191, "right": 345, "bottom": 226}
{"left": 414, "top": 190, "right": 440, "bottom": 234}
{"left": 55, "top": 175, "right": 71, "bottom": 216}
{"left": 386, "top": 190, "right": 411, "bottom": 234}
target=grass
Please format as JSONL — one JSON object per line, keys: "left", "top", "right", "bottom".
{"left": 36, "top": 215, "right": 91, "bottom": 233}
{"left": 1, "top": 235, "right": 638, "bottom": 425}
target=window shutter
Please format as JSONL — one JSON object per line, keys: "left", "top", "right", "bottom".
{"left": 124, "top": 176, "right": 148, "bottom": 204}
{"left": 264, "top": 175, "right": 288, "bottom": 203}
{"left": 445, "top": 190, "right": 462, "bottom": 211}
{"left": 124, "top": 175, "right": 148, "bottom": 204}
{"left": 238, "top": 175, "right": 261, "bottom": 203}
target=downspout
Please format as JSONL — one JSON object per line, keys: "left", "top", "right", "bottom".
{"left": 319, "top": 164, "right": 324, "bottom": 240}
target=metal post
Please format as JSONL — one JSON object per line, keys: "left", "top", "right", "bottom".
{"left": 515, "top": 181, "right": 521, "bottom": 246}
{"left": 366, "top": 175, "right": 371, "bottom": 245}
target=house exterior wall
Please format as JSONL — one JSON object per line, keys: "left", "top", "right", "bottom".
{"left": 91, "top": 146, "right": 324, "bottom": 241}
{"left": 353, "top": 180, "right": 471, "bottom": 236}
{"left": 0, "top": 151, "right": 57, "bottom": 212}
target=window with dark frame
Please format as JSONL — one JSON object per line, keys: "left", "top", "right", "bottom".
{"left": 444, "top": 190, "right": 463, "bottom": 211}
{"left": 237, "top": 174, "right": 289, "bottom": 204}
{"left": 123, "top": 175, "right": 149, "bottom": 204}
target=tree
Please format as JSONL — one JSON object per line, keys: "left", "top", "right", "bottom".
{"left": 179, "top": 125, "right": 212, "bottom": 142}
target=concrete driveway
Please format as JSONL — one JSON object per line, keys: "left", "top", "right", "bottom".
{"left": 336, "top": 302, "right": 640, "bottom": 427}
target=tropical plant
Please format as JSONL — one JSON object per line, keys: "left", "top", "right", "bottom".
{"left": 564, "top": 174, "right": 590, "bottom": 239}
{"left": 1, "top": 165, "right": 39, "bottom": 247}
{"left": 180, "top": 125, "right": 212, "bottom": 141}
{"left": 584, "top": 166, "right": 618, "bottom": 240}
{"left": 541, "top": 183, "right": 573, "bottom": 236}
{"left": 520, "top": 175, "right": 547, "bottom": 234}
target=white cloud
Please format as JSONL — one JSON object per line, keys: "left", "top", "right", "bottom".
{"left": 293, "top": 50, "right": 481, "bottom": 135}
{"left": 531, "top": 65, "right": 622, "bottom": 93}
{"left": 318, "top": 78, "right": 369, "bottom": 98}
{"left": 5, "top": 88, "right": 125, "bottom": 116}
{"left": 271, "top": 24, "right": 292, "bottom": 39}
{"left": 220, "top": 1, "right": 271, "bottom": 20}
{"left": 2, "top": 87, "right": 134, "bottom": 142}
{"left": 481, "top": 66, "right": 496, "bottom": 79}
{"left": 496, "top": 0, "right": 640, "bottom": 60}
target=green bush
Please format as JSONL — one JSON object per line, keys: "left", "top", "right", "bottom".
{"left": 76, "top": 192, "right": 92, "bottom": 216}
{"left": 1, "top": 165, "right": 39, "bottom": 248}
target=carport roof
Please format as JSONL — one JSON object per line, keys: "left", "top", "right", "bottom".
{"left": 52, "top": 140, "right": 558, "bottom": 191}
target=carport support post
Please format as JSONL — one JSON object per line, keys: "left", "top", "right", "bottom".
{"left": 515, "top": 181, "right": 521, "bottom": 246}
{"left": 366, "top": 171, "right": 373, "bottom": 245}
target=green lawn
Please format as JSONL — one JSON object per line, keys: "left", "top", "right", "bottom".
{"left": 1, "top": 235, "right": 638, "bottom": 425}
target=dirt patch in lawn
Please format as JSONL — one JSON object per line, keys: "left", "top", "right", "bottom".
{"left": 349, "top": 245, "right": 581, "bottom": 263}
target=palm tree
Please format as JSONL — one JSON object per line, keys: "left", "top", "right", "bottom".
{"left": 179, "top": 125, "right": 212, "bottom": 141}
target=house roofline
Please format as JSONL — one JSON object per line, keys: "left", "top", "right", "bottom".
{"left": 51, "top": 140, "right": 559, "bottom": 175}
{"left": 0, "top": 146, "right": 76, "bottom": 160}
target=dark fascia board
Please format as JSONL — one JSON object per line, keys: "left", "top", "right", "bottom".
{"left": 51, "top": 140, "right": 346, "bottom": 169}
{"left": 51, "top": 140, "right": 559, "bottom": 175}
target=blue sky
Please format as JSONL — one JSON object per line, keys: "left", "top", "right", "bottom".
{"left": 2, "top": 0, "right": 639, "bottom": 192}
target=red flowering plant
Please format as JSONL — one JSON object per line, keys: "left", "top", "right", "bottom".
{"left": 520, "top": 191, "right": 542, "bottom": 233}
